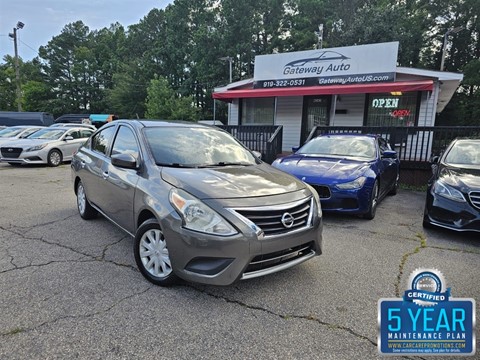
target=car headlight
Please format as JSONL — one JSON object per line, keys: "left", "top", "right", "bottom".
{"left": 26, "top": 144, "right": 47, "bottom": 152}
{"left": 170, "top": 189, "right": 238, "bottom": 236}
{"left": 335, "top": 176, "right": 366, "bottom": 190}
{"left": 433, "top": 180, "right": 466, "bottom": 202}
{"left": 304, "top": 183, "right": 322, "bottom": 218}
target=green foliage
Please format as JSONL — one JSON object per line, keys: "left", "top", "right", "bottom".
{"left": 145, "top": 77, "right": 198, "bottom": 121}
{"left": 0, "top": 0, "right": 478, "bottom": 124}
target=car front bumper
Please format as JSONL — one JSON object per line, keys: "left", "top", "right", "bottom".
{"left": 424, "top": 190, "right": 480, "bottom": 232}
{"left": 161, "top": 210, "right": 323, "bottom": 286}
{"left": 313, "top": 185, "right": 373, "bottom": 215}
{"left": 1, "top": 149, "right": 48, "bottom": 164}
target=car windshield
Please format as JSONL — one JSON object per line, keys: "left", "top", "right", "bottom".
{"left": 144, "top": 126, "right": 257, "bottom": 167}
{"left": 444, "top": 140, "right": 480, "bottom": 166}
{"left": 0, "top": 127, "right": 24, "bottom": 138}
{"left": 298, "top": 136, "right": 376, "bottom": 159}
{"left": 27, "top": 128, "right": 66, "bottom": 140}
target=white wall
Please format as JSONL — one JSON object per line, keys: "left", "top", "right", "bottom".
{"left": 275, "top": 96, "right": 303, "bottom": 151}
{"left": 228, "top": 100, "right": 240, "bottom": 125}
{"left": 330, "top": 94, "right": 366, "bottom": 126}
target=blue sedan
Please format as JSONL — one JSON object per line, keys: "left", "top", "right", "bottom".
{"left": 272, "top": 134, "right": 400, "bottom": 219}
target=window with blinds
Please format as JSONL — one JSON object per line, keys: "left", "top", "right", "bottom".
{"left": 241, "top": 97, "right": 275, "bottom": 124}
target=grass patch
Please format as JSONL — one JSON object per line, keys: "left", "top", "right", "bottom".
{"left": 5, "top": 327, "right": 24, "bottom": 335}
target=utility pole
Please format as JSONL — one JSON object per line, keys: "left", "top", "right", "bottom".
{"left": 220, "top": 56, "right": 233, "bottom": 123}
{"left": 440, "top": 26, "right": 463, "bottom": 71}
{"left": 9, "top": 21, "right": 24, "bottom": 112}
{"left": 316, "top": 24, "right": 324, "bottom": 50}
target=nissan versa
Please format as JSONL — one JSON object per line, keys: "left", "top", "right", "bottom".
{"left": 71, "top": 120, "right": 323, "bottom": 286}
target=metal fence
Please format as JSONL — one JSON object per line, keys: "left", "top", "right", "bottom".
{"left": 307, "top": 126, "right": 480, "bottom": 168}
{"left": 219, "top": 125, "right": 480, "bottom": 185}
{"left": 219, "top": 125, "right": 283, "bottom": 164}
{"left": 304, "top": 125, "right": 480, "bottom": 186}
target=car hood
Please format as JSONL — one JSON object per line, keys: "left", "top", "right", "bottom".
{"left": 161, "top": 163, "right": 306, "bottom": 199}
{"left": 273, "top": 155, "right": 371, "bottom": 183}
{"left": 1, "top": 138, "right": 53, "bottom": 148}
{"left": 439, "top": 165, "right": 480, "bottom": 191}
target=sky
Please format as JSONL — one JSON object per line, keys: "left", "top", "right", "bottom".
{"left": 0, "top": 0, "right": 173, "bottom": 62}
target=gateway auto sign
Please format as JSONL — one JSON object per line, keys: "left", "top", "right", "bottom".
{"left": 253, "top": 42, "right": 398, "bottom": 89}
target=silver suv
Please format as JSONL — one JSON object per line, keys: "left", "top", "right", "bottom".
{"left": 71, "top": 120, "right": 323, "bottom": 286}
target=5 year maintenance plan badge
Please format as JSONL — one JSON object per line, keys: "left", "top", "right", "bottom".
{"left": 378, "top": 268, "right": 476, "bottom": 355}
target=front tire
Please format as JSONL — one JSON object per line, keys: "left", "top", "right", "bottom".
{"left": 134, "top": 219, "right": 180, "bottom": 286}
{"left": 389, "top": 174, "right": 399, "bottom": 196}
{"left": 47, "top": 149, "right": 62, "bottom": 167}
{"left": 364, "top": 180, "right": 379, "bottom": 220}
{"left": 76, "top": 180, "right": 98, "bottom": 220}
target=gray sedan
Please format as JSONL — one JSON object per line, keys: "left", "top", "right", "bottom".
{"left": 71, "top": 120, "right": 323, "bottom": 286}
{"left": 0, "top": 127, "right": 94, "bottom": 166}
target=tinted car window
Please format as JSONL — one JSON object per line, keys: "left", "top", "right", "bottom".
{"left": 80, "top": 130, "right": 93, "bottom": 138}
{"left": 91, "top": 126, "right": 116, "bottom": 155}
{"left": 67, "top": 130, "right": 81, "bottom": 139}
{"left": 111, "top": 126, "right": 139, "bottom": 158}
{"left": 378, "top": 138, "right": 390, "bottom": 153}
{"left": 144, "top": 126, "right": 256, "bottom": 166}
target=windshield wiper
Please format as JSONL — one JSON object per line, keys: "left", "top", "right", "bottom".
{"left": 156, "top": 162, "right": 197, "bottom": 168}
{"left": 199, "top": 162, "right": 252, "bottom": 167}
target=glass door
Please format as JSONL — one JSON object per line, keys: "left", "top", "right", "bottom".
{"left": 301, "top": 96, "right": 331, "bottom": 145}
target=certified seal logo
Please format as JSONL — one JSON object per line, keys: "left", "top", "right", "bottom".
{"left": 404, "top": 268, "right": 450, "bottom": 306}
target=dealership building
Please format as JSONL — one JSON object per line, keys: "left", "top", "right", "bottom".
{"left": 213, "top": 42, "right": 463, "bottom": 152}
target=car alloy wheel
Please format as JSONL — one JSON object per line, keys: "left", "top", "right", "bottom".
{"left": 134, "top": 219, "right": 179, "bottom": 286}
{"left": 48, "top": 149, "right": 62, "bottom": 167}
{"left": 76, "top": 180, "right": 97, "bottom": 220}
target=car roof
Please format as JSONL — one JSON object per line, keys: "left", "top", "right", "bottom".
{"left": 114, "top": 120, "right": 213, "bottom": 129}
{"left": 317, "top": 133, "right": 379, "bottom": 139}
{"left": 7, "top": 125, "right": 44, "bottom": 129}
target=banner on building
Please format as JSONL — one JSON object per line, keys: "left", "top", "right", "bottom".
{"left": 253, "top": 42, "right": 399, "bottom": 89}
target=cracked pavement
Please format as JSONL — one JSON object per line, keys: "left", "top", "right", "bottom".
{"left": 0, "top": 163, "right": 478, "bottom": 359}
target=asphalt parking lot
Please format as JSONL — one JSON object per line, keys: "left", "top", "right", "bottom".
{"left": 0, "top": 163, "right": 478, "bottom": 359}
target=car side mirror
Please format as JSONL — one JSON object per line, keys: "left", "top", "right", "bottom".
{"left": 111, "top": 153, "right": 139, "bottom": 169}
{"left": 252, "top": 150, "right": 262, "bottom": 160}
{"left": 64, "top": 136, "right": 74, "bottom": 141}
{"left": 292, "top": 146, "right": 299, "bottom": 153}
{"left": 430, "top": 156, "right": 439, "bottom": 164}
{"left": 382, "top": 150, "right": 397, "bottom": 159}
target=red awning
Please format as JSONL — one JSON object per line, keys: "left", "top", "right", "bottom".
{"left": 213, "top": 80, "right": 434, "bottom": 101}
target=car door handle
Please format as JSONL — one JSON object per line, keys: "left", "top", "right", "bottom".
{"left": 102, "top": 171, "right": 109, "bottom": 179}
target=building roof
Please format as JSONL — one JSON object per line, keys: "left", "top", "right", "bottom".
{"left": 213, "top": 67, "right": 463, "bottom": 114}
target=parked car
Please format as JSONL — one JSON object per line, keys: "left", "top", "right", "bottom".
{"left": 0, "top": 127, "right": 94, "bottom": 166}
{"left": 51, "top": 123, "right": 97, "bottom": 131}
{"left": 0, "top": 125, "right": 44, "bottom": 146}
{"left": 71, "top": 120, "right": 323, "bottom": 286}
{"left": 423, "top": 138, "right": 480, "bottom": 232}
{"left": 272, "top": 134, "right": 400, "bottom": 219}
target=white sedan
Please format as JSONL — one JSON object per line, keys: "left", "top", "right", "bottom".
{"left": 0, "top": 127, "right": 94, "bottom": 166}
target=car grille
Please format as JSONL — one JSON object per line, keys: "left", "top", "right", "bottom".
{"left": 310, "top": 185, "right": 331, "bottom": 199}
{"left": 233, "top": 197, "right": 312, "bottom": 237}
{"left": 1, "top": 147, "right": 23, "bottom": 158}
{"left": 242, "top": 241, "right": 315, "bottom": 277}
{"left": 469, "top": 191, "right": 480, "bottom": 210}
